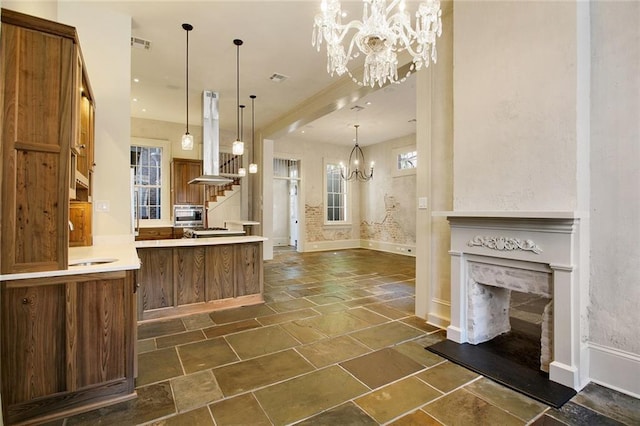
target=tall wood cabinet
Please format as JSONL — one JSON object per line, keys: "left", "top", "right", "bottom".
{"left": 0, "top": 9, "right": 95, "bottom": 272}
{"left": 171, "top": 158, "right": 204, "bottom": 206}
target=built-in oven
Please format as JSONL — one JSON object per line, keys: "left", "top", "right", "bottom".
{"left": 173, "top": 205, "right": 204, "bottom": 228}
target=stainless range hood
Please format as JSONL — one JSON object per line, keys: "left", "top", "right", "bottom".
{"left": 189, "top": 91, "right": 233, "bottom": 185}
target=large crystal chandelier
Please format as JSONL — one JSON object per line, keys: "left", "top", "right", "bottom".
{"left": 312, "top": 0, "right": 442, "bottom": 88}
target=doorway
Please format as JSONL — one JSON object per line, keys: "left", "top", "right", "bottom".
{"left": 272, "top": 158, "right": 300, "bottom": 248}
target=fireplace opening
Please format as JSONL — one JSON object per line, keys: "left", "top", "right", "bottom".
{"left": 479, "top": 290, "right": 552, "bottom": 373}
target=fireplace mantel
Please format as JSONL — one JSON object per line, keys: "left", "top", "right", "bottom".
{"left": 441, "top": 211, "right": 586, "bottom": 390}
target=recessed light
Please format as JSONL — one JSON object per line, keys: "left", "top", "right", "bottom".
{"left": 133, "top": 98, "right": 138, "bottom": 102}
{"left": 142, "top": 108, "right": 147, "bottom": 112}
{"left": 133, "top": 78, "right": 139, "bottom": 83}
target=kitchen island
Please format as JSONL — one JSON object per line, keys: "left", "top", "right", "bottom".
{"left": 0, "top": 243, "right": 140, "bottom": 425}
{"left": 135, "top": 235, "right": 266, "bottom": 322}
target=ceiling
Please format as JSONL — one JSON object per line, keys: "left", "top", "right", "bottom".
{"left": 110, "top": 0, "right": 418, "bottom": 147}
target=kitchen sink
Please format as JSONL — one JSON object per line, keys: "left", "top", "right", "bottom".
{"left": 69, "top": 258, "right": 118, "bottom": 267}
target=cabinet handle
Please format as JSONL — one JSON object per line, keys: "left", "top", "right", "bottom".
{"left": 22, "top": 298, "right": 29, "bottom": 305}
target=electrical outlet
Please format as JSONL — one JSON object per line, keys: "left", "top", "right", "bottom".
{"left": 95, "top": 200, "right": 110, "bottom": 212}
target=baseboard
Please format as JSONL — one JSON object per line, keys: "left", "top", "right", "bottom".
{"left": 304, "top": 239, "right": 360, "bottom": 252}
{"left": 359, "top": 239, "right": 416, "bottom": 257}
{"left": 588, "top": 342, "right": 640, "bottom": 398}
{"left": 427, "top": 311, "right": 450, "bottom": 330}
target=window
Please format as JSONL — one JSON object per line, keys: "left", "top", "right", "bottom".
{"left": 393, "top": 146, "right": 418, "bottom": 177}
{"left": 131, "top": 145, "right": 163, "bottom": 220}
{"left": 398, "top": 150, "right": 417, "bottom": 170}
{"left": 326, "top": 163, "right": 347, "bottom": 222}
{"left": 130, "top": 137, "right": 172, "bottom": 224}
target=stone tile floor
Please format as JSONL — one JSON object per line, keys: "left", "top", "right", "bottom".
{"left": 62, "top": 247, "right": 639, "bottom": 425}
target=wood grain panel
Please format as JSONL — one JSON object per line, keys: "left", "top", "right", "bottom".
{"left": 137, "top": 248, "right": 173, "bottom": 310}
{"left": 1, "top": 284, "right": 66, "bottom": 404}
{"left": 1, "top": 22, "right": 73, "bottom": 273}
{"left": 205, "top": 245, "right": 234, "bottom": 300}
{"left": 76, "top": 279, "right": 127, "bottom": 388}
{"left": 69, "top": 202, "right": 92, "bottom": 247}
{"left": 171, "top": 158, "right": 203, "bottom": 206}
{"left": 174, "top": 246, "right": 205, "bottom": 305}
{"left": 235, "top": 243, "right": 262, "bottom": 296}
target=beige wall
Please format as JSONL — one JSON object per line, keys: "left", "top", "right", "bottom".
{"left": 275, "top": 136, "right": 359, "bottom": 251}
{"left": 589, "top": 1, "right": 640, "bottom": 357}
{"left": 453, "top": 1, "right": 579, "bottom": 211}
{"left": 58, "top": 2, "right": 132, "bottom": 241}
{"left": 360, "top": 135, "right": 417, "bottom": 249}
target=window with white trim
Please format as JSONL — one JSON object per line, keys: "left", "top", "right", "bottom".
{"left": 325, "top": 162, "right": 348, "bottom": 223}
{"left": 130, "top": 138, "right": 171, "bottom": 224}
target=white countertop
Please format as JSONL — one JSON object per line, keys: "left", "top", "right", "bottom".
{"left": 0, "top": 243, "right": 140, "bottom": 281}
{"left": 224, "top": 220, "right": 260, "bottom": 226}
{"left": 135, "top": 235, "right": 267, "bottom": 248}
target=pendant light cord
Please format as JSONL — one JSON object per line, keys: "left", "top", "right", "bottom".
{"left": 182, "top": 23, "right": 193, "bottom": 135}
{"left": 234, "top": 39, "right": 243, "bottom": 141}
{"left": 250, "top": 95, "right": 256, "bottom": 162}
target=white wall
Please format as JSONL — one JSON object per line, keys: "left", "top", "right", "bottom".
{"left": 453, "top": 1, "right": 579, "bottom": 211}
{"left": 588, "top": 1, "right": 640, "bottom": 395}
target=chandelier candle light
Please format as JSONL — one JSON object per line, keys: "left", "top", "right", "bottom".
{"left": 181, "top": 23, "right": 194, "bottom": 150}
{"left": 312, "top": 0, "right": 442, "bottom": 88}
{"left": 341, "top": 124, "right": 374, "bottom": 181}
{"left": 249, "top": 94, "right": 258, "bottom": 174}
{"left": 232, "top": 39, "right": 245, "bottom": 156}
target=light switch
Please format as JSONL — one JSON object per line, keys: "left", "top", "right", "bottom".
{"left": 418, "top": 197, "right": 428, "bottom": 209}
{"left": 95, "top": 200, "right": 110, "bottom": 212}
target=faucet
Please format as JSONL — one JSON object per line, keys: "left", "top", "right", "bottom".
{"left": 69, "top": 220, "right": 74, "bottom": 231}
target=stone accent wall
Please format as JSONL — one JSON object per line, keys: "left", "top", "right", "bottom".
{"left": 305, "top": 204, "right": 352, "bottom": 242}
{"left": 361, "top": 195, "right": 413, "bottom": 244}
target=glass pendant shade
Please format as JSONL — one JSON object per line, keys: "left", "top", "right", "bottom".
{"left": 249, "top": 163, "right": 258, "bottom": 174}
{"left": 238, "top": 167, "right": 247, "bottom": 176}
{"left": 181, "top": 133, "right": 194, "bottom": 150}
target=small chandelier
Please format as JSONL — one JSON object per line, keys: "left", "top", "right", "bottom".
{"left": 341, "top": 124, "right": 374, "bottom": 181}
{"left": 249, "top": 94, "right": 258, "bottom": 174}
{"left": 181, "top": 23, "right": 194, "bottom": 150}
{"left": 232, "top": 39, "right": 245, "bottom": 156}
{"left": 312, "top": 0, "right": 442, "bottom": 88}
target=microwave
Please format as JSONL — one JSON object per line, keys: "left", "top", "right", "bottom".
{"left": 173, "top": 205, "right": 204, "bottom": 228}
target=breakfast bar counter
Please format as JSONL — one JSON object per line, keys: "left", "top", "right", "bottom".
{"left": 135, "top": 235, "right": 267, "bottom": 322}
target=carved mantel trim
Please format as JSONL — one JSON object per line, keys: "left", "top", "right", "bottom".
{"left": 467, "top": 235, "right": 542, "bottom": 254}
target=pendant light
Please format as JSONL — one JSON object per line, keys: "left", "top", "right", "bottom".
{"left": 232, "top": 39, "right": 244, "bottom": 156}
{"left": 340, "top": 124, "right": 374, "bottom": 181}
{"left": 238, "top": 104, "right": 246, "bottom": 176}
{"left": 181, "top": 23, "right": 194, "bottom": 150}
{"left": 249, "top": 94, "right": 258, "bottom": 174}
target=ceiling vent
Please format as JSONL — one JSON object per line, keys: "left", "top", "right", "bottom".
{"left": 350, "top": 105, "right": 365, "bottom": 112}
{"left": 269, "top": 73, "right": 288, "bottom": 83}
{"left": 131, "top": 37, "right": 152, "bottom": 50}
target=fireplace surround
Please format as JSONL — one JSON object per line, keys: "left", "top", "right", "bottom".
{"left": 443, "top": 212, "right": 586, "bottom": 390}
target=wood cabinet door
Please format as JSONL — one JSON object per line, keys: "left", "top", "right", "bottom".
{"left": 174, "top": 246, "right": 205, "bottom": 305}
{"left": 205, "top": 245, "right": 234, "bottom": 300}
{"left": 235, "top": 243, "right": 262, "bottom": 296}
{"left": 1, "top": 284, "right": 67, "bottom": 405}
{"left": 172, "top": 158, "right": 203, "bottom": 205}
{"left": 69, "top": 202, "right": 92, "bottom": 247}
{"left": 74, "top": 277, "right": 128, "bottom": 388}
{"left": 0, "top": 21, "right": 74, "bottom": 273}
{"left": 138, "top": 248, "right": 174, "bottom": 310}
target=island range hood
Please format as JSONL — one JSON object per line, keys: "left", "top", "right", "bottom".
{"left": 189, "top": 91, "right": 233, "bottom": 185}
